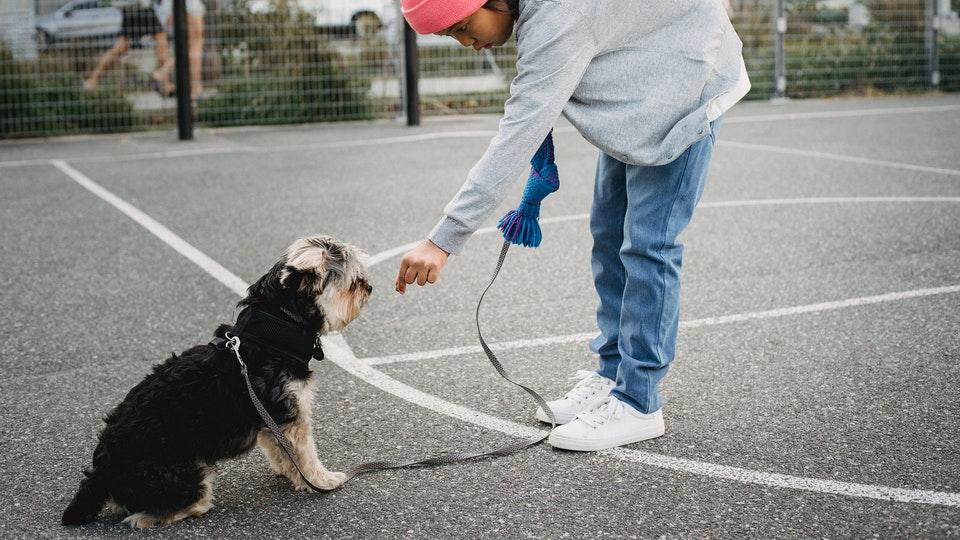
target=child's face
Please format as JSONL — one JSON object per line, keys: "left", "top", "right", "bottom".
{"left": 436, "top": 6, "right": 514, "bottom": 51}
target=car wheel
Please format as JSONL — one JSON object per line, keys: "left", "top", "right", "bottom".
{"left": 35, "top": 29, "right": 52, "bottom": 51}
{"left": 352, "top": 12, "right": 381, "bottom": 38}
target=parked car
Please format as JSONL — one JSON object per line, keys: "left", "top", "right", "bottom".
{"left": 35, "top": 0, "right": 122, "bottom": 50}
{"left": 247, "top": 0, "right": 396, "bottom": 37}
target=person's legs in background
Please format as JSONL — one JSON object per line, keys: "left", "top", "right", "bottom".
{"left": 156, "top": 0, "right": 204, "bottom": 98}
{"left": 187, "top": 12, "right": 204, "bottom": 98}
{"left": 151, "top": 31, "right": 175, "bottom": 96}
{"left": 83, "top": 36, "right": 130, "bottom": 91}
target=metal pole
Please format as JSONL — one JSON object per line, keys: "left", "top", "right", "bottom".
{"left": 926, "top": 0, "right": 940, "bottom": 87}
{"left": 173, "top": 0, "right": 193, "bottom": 140}
{"left": 773, "top": 0, "right": 786, "bottom": 99}
{"left": 402, "top": 19, "right": 420, "bottom": 126}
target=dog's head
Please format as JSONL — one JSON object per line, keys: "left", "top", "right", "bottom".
{"left": 240, "top": 235, "right": 372, "bottom": 333}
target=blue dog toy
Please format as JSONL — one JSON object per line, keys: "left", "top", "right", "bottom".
{"left": 497, "top": 131, "right": 559, "bottom": 248}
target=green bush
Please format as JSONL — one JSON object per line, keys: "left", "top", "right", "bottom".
{"left": 0, "top": 45, "right": 135, "bottom": 138}
{"left": 784, "top": 31, "right": 927, "bottom": 97}
{"left": 196, "top": 3, "right": 373, "bottom": 126}
{"left": 731, "top": 0, "right": 952, "bottom": 99}
{"left": 941, "top": 36, "right": 960, "bottom": 92}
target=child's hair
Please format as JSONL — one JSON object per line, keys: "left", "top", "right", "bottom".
{"left": 484, "top": 0, "right": 519, "bottom": 19}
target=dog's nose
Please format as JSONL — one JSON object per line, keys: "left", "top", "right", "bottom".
{"left": 366, "top": 284, "right": 373, "bottom": 294}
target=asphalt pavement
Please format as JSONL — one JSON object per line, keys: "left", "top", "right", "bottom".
{"left": 1, "top": 94, "right": 958, "bottom": 538}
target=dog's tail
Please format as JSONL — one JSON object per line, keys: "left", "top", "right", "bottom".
{"left": 61, "top": 469, "right": 109, "bottom": 526}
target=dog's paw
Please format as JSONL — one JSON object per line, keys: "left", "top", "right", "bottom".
{"left": 123, "top": 512, "right": 159, "bottom": 529}
{"left": 295, "top": 470, "right": 347, "bottom": 492}
{"left": 324, "top": 471, "right": 347, "bottom": 489}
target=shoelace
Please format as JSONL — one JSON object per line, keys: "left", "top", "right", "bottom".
{"left": 564, "top": 370, "right": 612, "bottom": 404}
{"left": 578, "top": 396, "right": 624, "bottom": 428}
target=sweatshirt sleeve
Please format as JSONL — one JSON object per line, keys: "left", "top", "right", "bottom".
{"left": 428, "top": 3, "right": 596, "bottom": 255}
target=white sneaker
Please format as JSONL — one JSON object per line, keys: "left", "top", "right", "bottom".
{"left": 547, "top": 395, "right": 665, "bottom": 451}
{"left": 534, "top": 370, "right": 616, "bottom": 425}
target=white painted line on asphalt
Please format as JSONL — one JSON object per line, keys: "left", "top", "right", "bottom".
{"left": 372, "top": 197, "right": 960, "bottom": 268}
{"left": 1, "top": 132, "right": 500, "bottom": 168}
{"left": 1, "top": 157, "right": 63, "bottom": 168}
{"left": 602, "top": 447, "right": 960, "bottom": 507}
{"left": 683, "top": 285, "right": 960, "bottom": 327}
{"left": 279, "top": 130, "right": 500, "bottom": 152}
{"left": 722, "top": 103, "right": 960, "bottom": 123}
{"left": 7, "top": 101, "right": 959, "bottom": 169}
{"left": 55, "top": 166, "right": 960, "bottom": 508}
{"left": 322, "top": 334, "right": 544, "bottom": 440}
{"left": 418, "top": 104, "right": 960, "bottom": 125}
{"left": 699, "top": 196, "right": 960, "bottom": 207}
{"left": 363, "top": 285, "right": 960, "bottom": 366}
{"left": 324, "top": 336, "right": 960, "bottom": 507}
{"left": 719, "top": 140, "right": 960, "bottom": 177}
{"left": 366, "top": 213, "right": 594, "bottom": 268}
{"left": 366, "top": 240, "right": 423, "bottom": 268}
{"left": 3, "top": 145, "right": 257, "bottom": 168}
{"left": 49, "top": 159, "right": 250, "bottom": 297}
{"left": 365, "top": 332, "right": 598, "bottom": 366}
{"left": 369, "top": 198, "right": 960, "bottom": 363}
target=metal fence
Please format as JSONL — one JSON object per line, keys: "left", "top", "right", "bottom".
{"left": 1, "top": 0, "right": 958, "bottom": 138}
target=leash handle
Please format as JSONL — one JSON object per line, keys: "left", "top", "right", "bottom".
{"left": 226, "top": 240, "right": 558, "bottom": 492}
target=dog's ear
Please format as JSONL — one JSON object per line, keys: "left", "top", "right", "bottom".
{"left": 280, "top": 240, "right": 328, "bottom": 291}
{"left": 280, "top": 265, "right": 319, "bottom": 291}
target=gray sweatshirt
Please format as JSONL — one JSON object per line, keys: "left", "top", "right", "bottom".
{"left": 429, "top": 0, "right": 749, "bottom": 255}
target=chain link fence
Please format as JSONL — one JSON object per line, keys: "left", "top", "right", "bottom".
{"left": 2, "top": 0, "right": 959, "bottom": 138}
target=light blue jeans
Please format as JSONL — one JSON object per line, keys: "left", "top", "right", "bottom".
{"left": 590, "top": 119, "right": 720, "bottom": 414}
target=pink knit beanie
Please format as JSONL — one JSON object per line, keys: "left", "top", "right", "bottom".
{"left": 401, "top": 0, "right": 487, "bottom": 34}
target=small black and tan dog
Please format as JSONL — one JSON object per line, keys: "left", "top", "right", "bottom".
{"left": 62, "top": 235, "right": 372, "bottom": 528}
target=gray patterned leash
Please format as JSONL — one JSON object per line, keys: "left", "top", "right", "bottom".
{"left": 226, "top": 239, "right": 557, "bottom": 492}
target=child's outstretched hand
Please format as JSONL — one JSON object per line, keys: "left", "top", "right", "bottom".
{"left": 395, "top": 239, "right": 449, "bottom": 294}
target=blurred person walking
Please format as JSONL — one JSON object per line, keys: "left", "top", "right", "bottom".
{"left": 155, "top": 0, "right": 206, "bottom": 99}
{"left": 83, "top": 0, "right": 174, "bottom": 96}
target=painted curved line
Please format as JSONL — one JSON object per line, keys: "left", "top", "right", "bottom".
{"left": 322, "top": 335, "right": 960, "bottom": 507}
{"left": 54, "top": 163, "right": 960, "bottom": 509}
{"left": 349, "top": 196, "right": 960, "bottom": 507}
{"left": 363, "top": 284, "right": 960, "bottom": 367}
{"left": 718, "top": 142, "right": 960, "bottom": 176}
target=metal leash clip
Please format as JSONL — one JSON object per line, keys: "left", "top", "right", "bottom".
{"left": 223, "top": 333, "right": 247, "bottom": 374}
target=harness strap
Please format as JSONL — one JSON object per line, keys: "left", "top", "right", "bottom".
{"left": 224, "top": 306, "right": 323, "bottom": 365}
{"left": 227, "top": 240, "right": 557, "bottom": 492}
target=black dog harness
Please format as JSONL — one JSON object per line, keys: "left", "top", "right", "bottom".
{"left": 210, "top": 306, "right": 323, "bottom": 366}
{"left": 216, "top": 244, "right": 557, "bottom": 493}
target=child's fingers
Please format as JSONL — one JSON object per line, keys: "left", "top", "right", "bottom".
{"left": 427, "top": 268, "right": 439, "bottom": 284}
{"left": 404, "top": 267, "right": 419, "bottom": 286}
{"left": 395, "top": 264, "right": 408, "bottom": 294}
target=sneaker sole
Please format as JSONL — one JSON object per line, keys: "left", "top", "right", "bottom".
{"left": 547, "top": 424, "right": 665, "bottom": 452}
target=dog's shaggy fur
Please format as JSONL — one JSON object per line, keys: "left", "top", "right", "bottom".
{"left": 61, "top": 235, "right": 371, "bottom": 528}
